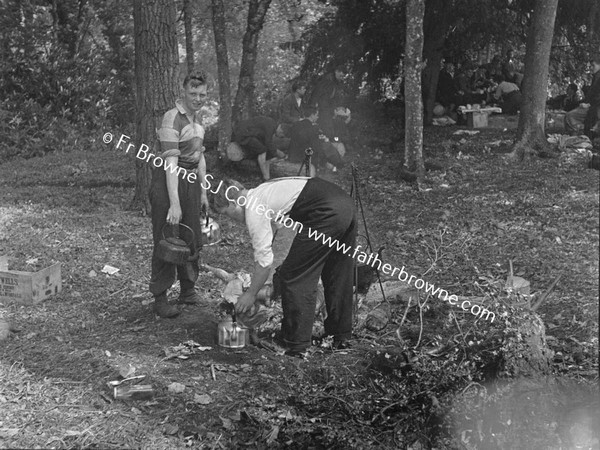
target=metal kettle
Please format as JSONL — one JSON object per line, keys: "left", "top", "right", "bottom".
{"left": 156, "top": 224, "right": 198, "bottom": 265}
{"left": 218, "top": 316, "right": 249, "bottom": 349}
{"left": 201, "top": 215, "right": 221, "bottom": 246}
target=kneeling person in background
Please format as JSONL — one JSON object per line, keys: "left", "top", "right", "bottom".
{"left": 210, "top": 177, "right": 357, "bottom": 357}
{"left": 225, "top": 116, "right": 285, "bottom": 181}
{"left": 288, "top": 106, "right": 345, "bottom": 175}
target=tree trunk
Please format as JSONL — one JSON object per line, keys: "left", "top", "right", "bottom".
{"left": 509, "top": 0, "right": 559, "bottom": 162}
{"left": 131, "top": 0, "right": 180, "bottom": 213}
{"left": 404, "top": 0, "right": 426, "bottom": 182}
{"left": 232, "top": 0, "right": 272, "bottom": 125}
{"left": 183, "top": 0, "right": 194, "bottom": 72}
{"left": 211, "top": 0, "right": 233, "bottom": 159}
{"left": 422, "top": 0, "right": 452, "bottom": 126}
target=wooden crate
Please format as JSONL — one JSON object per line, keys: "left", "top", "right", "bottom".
{"left": 0, "top": 263, "right": 62, "bottom": 305}
{"left": 467, "top": 111, "right": 488, "bottom": 128}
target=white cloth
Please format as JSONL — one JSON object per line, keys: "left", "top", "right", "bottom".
{"left": 245, "top": 177, "right": 309, "bottom": 267}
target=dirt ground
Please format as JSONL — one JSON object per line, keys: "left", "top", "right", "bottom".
{"left": 0, "top": 106, "right": 598, "bottom": 449}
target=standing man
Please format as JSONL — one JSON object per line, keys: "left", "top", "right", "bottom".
{"left": 565, "top": 55, "right": 600, "bottom": 137}
{"left": 278, "top": 80, "right": 307, "bottom": 137}
{"left": 226, "top": 116, "right": 285, "bottom": 181}
{"left": 309, "top": 65, "right": 347, "bottom": 139}
{"left": 210, "top": 177, "right": 357, "bottom": 357}
{"left": 149, "top": 72, "right": 209, "bottom": 318}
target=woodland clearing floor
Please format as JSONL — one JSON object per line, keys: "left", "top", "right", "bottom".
{"left": 0, "top": 110, "right": 598, "bottom": 449}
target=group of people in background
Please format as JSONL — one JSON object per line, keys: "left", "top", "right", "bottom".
{"left": 436, "top": 48, "right": 523, "bottom": 116}
{"left": 223, "top": 66, "right": 351, "bottom": 181}
{"left": 436, "top": 50, "right": 600, "bottom": 139}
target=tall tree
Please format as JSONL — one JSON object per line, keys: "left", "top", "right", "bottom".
{"left": 509, "top": 0, "right": 559, "bottom": 161}
{"left": 183, "top": 0, "right": 195, "bottom": 72}
{"left": 404, "top": 0, "right": 426, "bottom": 182}
{"left": 232, "top": 0, "right": 272, "bottom": 125}
{"left": 131, "top": 0, "right": 179, "bottom": 212}
{"left": 211, "top": 0, "right": 233, "bottom": 160}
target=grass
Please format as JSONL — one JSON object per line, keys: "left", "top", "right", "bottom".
{"left": 0, "top": 108, "right": 598, "bottom": 449}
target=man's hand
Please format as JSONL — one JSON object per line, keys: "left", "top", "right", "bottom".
{"left": 167, "top": 204, "right": 182, "bottom": 225}
{"left": 200, "top": 193, "right": 210, "bottom": 214}
{"left": 235, "top": 291, "right": 256, "bottom": 315}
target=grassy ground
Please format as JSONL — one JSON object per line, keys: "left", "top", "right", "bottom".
{"left": 0, "top": 108, "right": 598, "bottom": 449}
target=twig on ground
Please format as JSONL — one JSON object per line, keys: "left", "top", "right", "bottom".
{"left": 531, "top": 273, "right": 562, "bottom": 311}
{"left": 211, "top": 364, "right": 217, "bottom": 381}
{"left": 414, "top": 294, "right": 430, "bottom": 348}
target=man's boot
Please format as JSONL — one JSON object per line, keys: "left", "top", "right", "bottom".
{"left": 178, "top": 281, "right": 200, "bottom": 305}
{"left": 153, "top": 293, "right": 180, "bottom": 318}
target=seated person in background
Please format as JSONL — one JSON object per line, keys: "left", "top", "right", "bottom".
{"left": 562, "top": 83, "right": 582, "bottom": 112}
{"left": 493, "top": 76, "right": 522, "bottom": 114}
{"left": 225, "top": 116, "right": 285, "bottom": 181}
{"left": 566, "top": 55, "right": 600, "bottom": 136}
{"left": 486, "top": 55, "right": 503, "bottom": 80}
{"left": 501, "top": 48, "right": 519, "bottom": 83}
{"left": 288, "top": 106, "right": 345, "bottom": 175}
{"left": 278, "top": 80, "right": 306, "bottom": 138}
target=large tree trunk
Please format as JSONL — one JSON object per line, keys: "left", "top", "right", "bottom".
{"left": 404, "top": 0, "right": 426, "bottom": 182}
{"left": 509, "top": 0, "right": 559, "bottom": 161}
{"left": 131, "top": 0, "right": 179, "bottom": 213}
{"left": 211, "top": 0, "right": 233, "bottom": 159}
{"left": 422, "top": 0, "right": 452, "bottom": 126}
{"left": 232, "top": 0, "right": 272, "bottom": 125}
{"left": 183, "top": 0, "right": 194, "bottom": 72}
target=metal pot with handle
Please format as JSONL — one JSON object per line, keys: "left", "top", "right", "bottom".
{"left": 200, "top": 214, "right": 221, "bottom": 246}
{"left": 156, "top": 223, "right": 199, "bottom": 265}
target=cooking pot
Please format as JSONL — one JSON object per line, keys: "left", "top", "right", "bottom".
{"left": 201, "top": 215, "right": 221, "bottom": 246}
{"left": 156, "top": 224, "right": 199, "bottom": 265}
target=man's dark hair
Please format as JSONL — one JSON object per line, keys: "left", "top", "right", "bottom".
{"left": 302, "top": 105, "right": 318, "bottom": 117}
{"left": 183, "top": 71, "right": 207, "bottom": 89}
{"left": 292, "top": 80, "right": 306, "bottom": 92}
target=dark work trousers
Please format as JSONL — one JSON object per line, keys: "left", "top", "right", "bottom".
{"left": 237, "top": 136, "right": 277, "bottom": 160}
{"left": 149, "top": 166, "right": 202, "bottom": 297}
{"left": 502, "top": 90, "right": 522, "bottom": 115}
{"left": 279, "top": 178, "right": 357, "bottom": 351}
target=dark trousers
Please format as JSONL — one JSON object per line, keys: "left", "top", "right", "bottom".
{"left": 149, "top": 167, "right": 202, "bottom": 297}
{"left": 235, "top": 136, "right": 277, "bottom": 160}
{"left": 279, "top": 178, "right": 357, "bottom": 350}
{"left": 502, "top": 90, "right": 522, "bottom": 115}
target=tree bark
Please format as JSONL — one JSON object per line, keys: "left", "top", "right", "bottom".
{"left": 421, "top": 0, "right": 452, "bottom": 126}
{"left": 232, "top": 0, "right": 272, "bottom": 125}
{"left": 183, "top": 0, "right": 195, "bottom": 72}
{"left": 509, "top": 0, "right": 559, "bottom": 162}
{"left": 131, "top": 0, "right": 180, "bottom": 213}
{"left": 211, "top": 0, "right": 233, "bottom": 159}
{"left": 404, "top": 0, "right": 426, "bottom": 182}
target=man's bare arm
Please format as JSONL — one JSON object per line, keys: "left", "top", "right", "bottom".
{"left": 165, "top": 155, "right": 181, "bottom": 224}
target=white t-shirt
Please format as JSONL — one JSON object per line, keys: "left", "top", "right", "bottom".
{"left": 245, "top": 177, "right": 309, "bottom": 267}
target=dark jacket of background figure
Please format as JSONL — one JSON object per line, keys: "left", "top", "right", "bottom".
{"left": 584, "top": 71, "right": 600, "bottom": 135}
{"left": 279, "top": 93, "right": 303, "bottom": 126}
